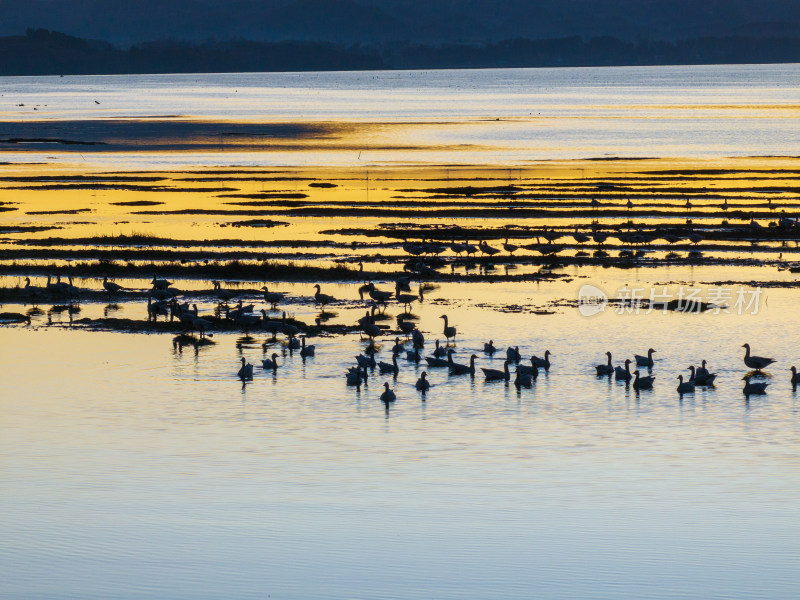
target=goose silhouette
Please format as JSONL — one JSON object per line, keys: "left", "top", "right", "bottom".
{"left": 237, "top": 357, "right": 254, "bottom": 380}
{"left": 742, "top": 344, "right": 775, "bottom": 372}
{"left": 595, "top": 351, "right": 613, "bottom": 375}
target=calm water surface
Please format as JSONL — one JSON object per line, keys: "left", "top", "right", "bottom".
{"left": 2, "top": 273, "right": 800, "bottom": 599}
{"left": 0, "top": 63, "right": 798, "bottom": 167}
{"left": 2, "top": 63, "right": 800, "bottom": 598}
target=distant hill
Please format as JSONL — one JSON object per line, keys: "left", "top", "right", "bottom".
{"left": 0, "top": 0, "right": 797, "bottom": 46}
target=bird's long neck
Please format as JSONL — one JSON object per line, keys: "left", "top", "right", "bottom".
{"left": 744, "top": 345, "right": 751, "bottom": 359}
{"left": 607, "top": 354, "right": 612, "bottom": 367}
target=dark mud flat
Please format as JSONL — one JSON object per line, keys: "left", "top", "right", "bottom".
{"left": 0, "top": 120, "right": 340, "bottom": 153}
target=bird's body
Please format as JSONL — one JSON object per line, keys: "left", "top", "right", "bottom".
{"left": 503, "top": 238, "right": 519, "bottom": 254}
{"left": 378, "top": 353, "right": 399, "bottom": 375}
{"left": 391, "top": 337, "right": 405, "bottom": 355}
{"left": 380, "top": 382, "right": 396, "bottom": 404}
{"left": 262, "top": 353, "right": 280, "bottom": 370}
{"left": 595, "top": 351, "right": 614, "bottom": 375}
{"left": 432, "top": 340, "right": 447, "bottom": 358}
{"left": 482, "top": 360, "right": 510, "bottom": 382}
{"left": 514, "top": 370, "right": 533, "bottom": 388}
{"left": 633, "top": 371, "right": 655, "bottom": 389}
{"left": 397, "top": 318, "right": 415, "bottom": 338}
{"left": 147, "top": 297, "right": 169, "bottom": 321}
{"left": 212, "top": 280, "right": 238, "bottom": 303}
{"left": 262, "top": 286, "right": 286, "bottom": 310}
{"left": 279, "top": 313, "right": 304, "bottom": 338}
{"left": 696, "top": 359, "right": 710, "bottom": 380}
{"left": 237, "top": 357, "right": 254, "bottom": 380}
{"left": 425, "top": 354, "right": 450, "bottom": 368}
{"left": 635, "top": 348, "right": 656, "bottom": 368}
{"left": 516, "top": 357, "right": 539, "bottom": 379}
{"left": 449, "top": 353, "right": 477, "bottom": 376}
{"left": 506, "top": 346, "right": 521, "bottom": 363}
{"left": 346, "top": 367, "right": 363, "bottom": 387}
{"left": 692, "top": 363, "right": 717, "bottom": 386}
{"left": 484, "top": 340, "right": 497, "bottom": 354}
{"left": 23, "top": 277, "right": 44, "bottom": 302}
{"left": 362, "top": 320, "right": 382, "bottom": 341}
{"left": 313, "top": 284, "right": 336, "bottom": 307}
{"left": 792, "top": 366, "right": 800, "bottom": 387}
{"left": 356, "top": 348, "right": 377, "bottom": 369}
{"left": 367, "top": 283, "right": 393, "bottom": 307}
{"left": 532, "top": 350, "right": 552, "bottom": 370}
{"left": 406, "top": 347, "right": 421, "bottom": 363}
{"left": 742, "top": 343, "right": 776, "bottom": 372}
{"left": 190, "top": 305, "right": 212, "bottom": 338}
{"left": 151, "top": 276, "right": 173, "bottom": 290}
{"left": 440, "top": 315, "right": 457, "bottom": 343}
{"left": 415, "top": 372, "right": 431, "bottom": 392}
{"left": 478, "top": 240, "right": 500, "bottom": 256}
{"left": 573, "top": 228, "right": 591, "bottom": 244}
{"left": 300, "top": 336, "right": 315, "bottom": 357}
{"left": 676, "top": 374, "right": 695, "bottom": 394}
{"left": 102, "top": 276, "right": 124, "bottom": 294}
{"left": 411, "top": 328, "right": 425, "bottom": 349}
{"left": 615, "top": 359, "right": 633, "bottom": 381}
{"left": 743, "top": 375, "right": 769, "bottom": 395}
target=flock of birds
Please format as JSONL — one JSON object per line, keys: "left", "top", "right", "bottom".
{"left": 10, "top": 273, "right": 796, "bottom": 406}
{"left": 398, "top": 211, "right": 800, "bottom": 259}
{"left": 226, "top": 276, "right": 793, "bottom": 405}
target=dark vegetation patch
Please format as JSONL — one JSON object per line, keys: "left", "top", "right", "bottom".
{"left": 0, "top": 175, "right": 165, "bottom": 182}
{"left": 221, "top": 193, "right": 309, "bottom": 201}
{"left": 109, "top": 200, "right": 165, "bottom": 206}
{"left": 0, "top": 259, "right": 364, "bottom": 283}
{"left": 175, "top": 176, "right": 316, "bottom": 182}
{"left": 0, "top": 225, "right": 61, "bottom": 234}
{"left": 226, "top": 219, "right": 289, "bottom": 228}
{"left": 16, "top": 234, "right": 332, "bottom": 248}
{"left": 309, "top": 182, "right": 337, "bottom": 188}
{"left": 26, "top": 208, "right": 93, "bottom": 215}
{"left": 6, "top": 183, "right": 236, "bottom": 192}
{"left": 398, "top": 185, "right": 522, "bottom": 195}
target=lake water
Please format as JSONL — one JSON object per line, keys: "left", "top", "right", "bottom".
{"left": 3, "top": 272, "right": 800, "bottom": 599}
{"left": 2, "top": 64, "right": 800, "bottom": 599}
{"left": 0, "top": 63, "right": 798, "bottom": 167}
